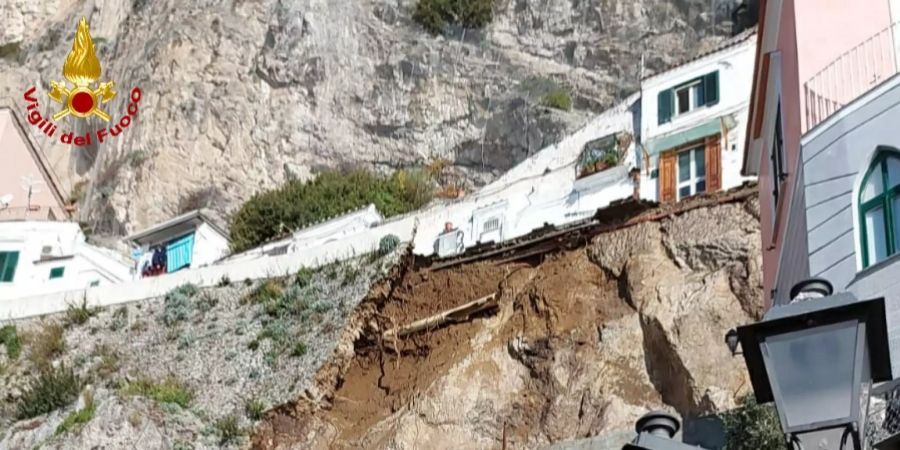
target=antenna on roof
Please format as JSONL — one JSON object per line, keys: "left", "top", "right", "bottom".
{"left": 20, "top": 174, "right": 44, "bottom": 219}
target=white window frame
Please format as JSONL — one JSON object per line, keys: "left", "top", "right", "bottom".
{"left": 676, "top": 146, "right": 706, "bottom": 201}
{"left": 674, "top": 80, "right": 702, "bottom": 117}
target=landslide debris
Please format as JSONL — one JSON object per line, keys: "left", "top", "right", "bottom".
{"left": 253, "top": 188, "right": 763, "bottom": 450}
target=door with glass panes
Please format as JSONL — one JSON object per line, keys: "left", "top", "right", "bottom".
{"left": 658, "top": 135, "right": 722, "bottom": 202}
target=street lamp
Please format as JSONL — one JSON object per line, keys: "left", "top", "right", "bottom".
{"left": 622, "top": 411, "right": 708, "bottom": 450}
{"left": 735, "top": 278, "right": 893, "bottom": 449}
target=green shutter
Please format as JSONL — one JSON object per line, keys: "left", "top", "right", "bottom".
{"left": 50, "top": 267, "right": 65, "bottom": 279}
{"left": 658, "top": 89, "right": 674, "bottom": 124}
{"left": 704, "top": 71, "right": 719, "bottom": 106}
{"left": 1, "top": 252, "right": 19, "bottom": 282}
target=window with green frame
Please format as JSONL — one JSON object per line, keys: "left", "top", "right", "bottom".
{"left": 859, "top": 149, "right": 900, "bottom": 268}
{"left": 0, "top": 251, "right": 19, "bottom": 282}
{"left": 49, "top": 267, "right": 65, "bottom": 279}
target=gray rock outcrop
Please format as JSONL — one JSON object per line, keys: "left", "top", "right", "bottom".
{"left": 1, "top": 0, "right": 739, "bottom": 233}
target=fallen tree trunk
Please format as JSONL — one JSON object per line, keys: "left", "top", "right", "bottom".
{"left": 382, "top": 293, "right": 498, "bottom": 344}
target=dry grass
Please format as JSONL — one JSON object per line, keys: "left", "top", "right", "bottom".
{"left": 24, "top": 321, "right": 66, "bottom": 370}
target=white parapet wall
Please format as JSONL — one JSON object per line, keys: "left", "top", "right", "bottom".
{"left": 0, "top": 217, "right": 417, "bottom": 320}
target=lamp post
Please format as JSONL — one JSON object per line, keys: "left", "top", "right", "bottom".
{"left": 622, "top": 411, "right": 708, "bottom": 450}
{"left": 734, "top": 278, "right": 893, "bottom": 450}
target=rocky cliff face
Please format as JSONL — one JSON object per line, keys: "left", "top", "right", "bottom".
{"left": 1, "top": 0, "right": 739, "bottom": 234}
{"left": 252, "top": 188, "right": 763, "bottom": 450}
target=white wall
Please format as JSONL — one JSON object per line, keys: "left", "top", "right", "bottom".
{"left": 0, "top": 222, "right": 132, "bottom": 300}
{"left": 192, "top": 223, "right": 230, "bottom": 268}
{"left": 637, "top": 35, "right": 757, "bottom": 202}
{"left": 640, "top": 37, "right": 757, "bottom": 143}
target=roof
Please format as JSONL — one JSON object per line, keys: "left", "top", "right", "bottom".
{"left": 0, "top": 107, "right": 69, "bottom": 216}
{"left": 642, "top": 27, "right": 758, "bottom": 82}
{"left": 125, "top": 209, "right": 228, "bottom": 246}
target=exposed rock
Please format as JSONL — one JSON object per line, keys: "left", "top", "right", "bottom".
{"left": 252, "top": 189, "right": 762, "bottom": 449}
{"left": 1, "top": 0, "right": 738, "bottom": 234}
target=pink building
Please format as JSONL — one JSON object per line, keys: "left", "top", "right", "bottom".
{"left": 742, "top": 0, "right": 899, "bottom": 307}
{"left": 0, "top": 107, "right": 69, "bottom": 221}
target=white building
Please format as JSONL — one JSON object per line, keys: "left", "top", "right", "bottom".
{"left": 125, "top": 209, "right": 229, "bottom": 277}
{"left": 0, "top": 221, "right": 133, "bottom": 300}
{"left": 225, "top": 204, "right": 384, "bottom": 263}
{"left": 638, "top": 29, "right": 757, "bottom": 203}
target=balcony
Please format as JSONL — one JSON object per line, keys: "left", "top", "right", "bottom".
{"left": 804, "top": 23, "right": 900, "bottom": 131}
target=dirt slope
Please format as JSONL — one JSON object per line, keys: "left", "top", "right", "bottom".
{"left": 252, "top": 188, "right": 763, "bottom": 449}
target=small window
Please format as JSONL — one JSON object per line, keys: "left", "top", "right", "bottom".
{"left": 859, "top": 150, "right": 900, "bottom": 268}
{"left": 483, "top": 217, "right": 500, "bottom": 233}
{"left": 49, "top": 267, "right": 65, "bottom": 279}
{"left": 89, "top": 280, "right": 100, "bottom": 287}
{"left": 0, "top": 251, "right": 19, "bottom": 282}
{"left": 674, "top": 80, "right": 701, "bottom": 116}
{"left": 676, "top": 146, "right": 706, "bottom": 201}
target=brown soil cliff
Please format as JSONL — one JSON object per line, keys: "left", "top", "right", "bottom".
{"left": 253, "top": 188, "right": 763, "bottom": 450}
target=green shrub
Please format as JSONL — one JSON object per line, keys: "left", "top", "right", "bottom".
{"left": 55, "top": 392, "right": 95, "bottom": 435}
{"left": 161, "top": 284, "right": 199, "bottom": 326}
{"left": 0, "top": 324, "right": 22, "bottom": 359}
{"left": 290, "top": 341, "right": 308, "bottom": 358}
{"left": 109, "top": 306, "right": 128, "bottom": 331}
{"left": 93, "top": 344, "right": 120, "bottom": 378}
{"left": 295, "top": 267, "right": 314, "bottom": 288}
{"left": 541, "top": 88, "right": 573, "bottom": 111}
{"left": 64, "top": 298, "right": 97, "bottom": 327}
{"left": 258, "top": 319, "right": 290, "bottom": 345}
{"left": 229, "top": 169, "right": 433, "bottom": 253}
{"left": 215, "top": 414, "right": 244, "bottom": 445}
{"left": 721, "top": 394, "right": 784, "bottom": 450}
{"left": 341, "top": 265, "right": 360, "bottom": 286}
{"left": 413, "top": 0, "right": 495, "bottom": 34}
{"left": 217, "top": 275, "right": 231, "bottom": 287}
{"left": 378, "top": 234, "right": 401, "bottom": 256}
{"left": 122, "top": 377, "right": 193, "bottom": 408}
{"left": 26, "top": 321, "right": 66, "bottom": 369}
{"left": 16, "top": 365, "right": 82, "bottom": 419}
{"left": 243, "top": 279, "right": 284, "bottom": 305}
{"left": 245, "top": 398, "right": 266, "bottom": 421}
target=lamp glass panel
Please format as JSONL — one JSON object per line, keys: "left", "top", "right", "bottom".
{"left": 763, "top": 320, "right": 859, "bottom": 429}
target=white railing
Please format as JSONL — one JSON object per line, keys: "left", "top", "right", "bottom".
{"left": 804, "top": 24, "right": 900, "bottom": 131}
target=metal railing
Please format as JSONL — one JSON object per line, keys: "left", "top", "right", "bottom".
{"left": 865, "top": 378, "right": 900, "bottom": 449}
{"left": 0, "top": 206, "right": 70, "bottom": 221}
{"left": 804, "top": 24, "right": 900, "bottom": 132}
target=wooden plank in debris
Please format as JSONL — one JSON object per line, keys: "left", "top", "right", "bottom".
{"left": 383, "top": 293, "right": 498, "bottom": 342}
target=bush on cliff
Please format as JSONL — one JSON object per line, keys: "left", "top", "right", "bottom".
{"left": 721, "top": 394, "right": 784, "bottom": 450}
{"left": 229, "top": 169, "right": 433, "bottom": 253}
{"left": 414, "top": 0, "right": 495, "bottom": 35}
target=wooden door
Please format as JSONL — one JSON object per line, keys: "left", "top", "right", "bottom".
{"left": 705, "top": 134, "right": 722, "bottom": 193}
{"left": 659, "top": 151, "right": 676, "bottom": 203}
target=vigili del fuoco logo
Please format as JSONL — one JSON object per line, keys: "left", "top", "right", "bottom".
{"left": 22, "top": 17, "right": 142, "bottom": 146}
